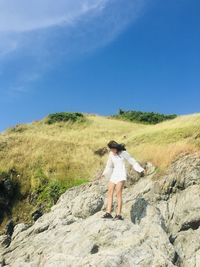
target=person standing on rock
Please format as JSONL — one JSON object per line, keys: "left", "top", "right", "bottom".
{"left": 101, "top": 140, "right": 145, "bottom": 220}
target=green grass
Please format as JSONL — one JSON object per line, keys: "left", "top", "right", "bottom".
{"left": 36, "top": 177, "right": 88, "bottom": 209}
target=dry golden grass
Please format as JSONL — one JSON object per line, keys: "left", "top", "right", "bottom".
{"left": 0, "top": 113, "right": 200, "bottom": 193}
{"left": 133, "top": 142, "right": 198, "bottom": 170}
{"left": 0, "top": 113, "right": 200, "bottom": 229}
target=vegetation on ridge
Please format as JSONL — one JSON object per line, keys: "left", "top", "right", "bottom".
{"left": 46, "top": 112, "right": 86, "bottom": 124}
{"left": 112, "top": 109, "right": 177, "bottom": 124}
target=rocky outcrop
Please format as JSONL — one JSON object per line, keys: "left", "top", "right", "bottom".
{"left": 0, "top": 170, "right": 20, "bottom": 225}
{"left": 0, "top": 153, "right": 200, "bottom": 267}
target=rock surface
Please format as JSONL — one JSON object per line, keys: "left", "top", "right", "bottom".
{"left": 0, "top": 153, "right": 200, "bottom": 267}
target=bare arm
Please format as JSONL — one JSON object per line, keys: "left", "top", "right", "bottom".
{"left": 122, "top": 151, "right": 144, "bottom": 173}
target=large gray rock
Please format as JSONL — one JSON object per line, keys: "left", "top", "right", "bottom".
{"left": 1, "top": 153, "right": 200, "bottom": 267}
{"left": 12, "top": 223, "right": 30, "bottom": 240}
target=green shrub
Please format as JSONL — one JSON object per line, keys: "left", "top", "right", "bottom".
{"left": 113, "top": 109, "right": 177, "bottom": 124}
{"left": 31, "top": 168, "right": 49, "bottom": 191}
{"left": 46, "top": 112, "right": 85, "bottom": 124}
{"left": 36, "top": 178, "right": 88, "bottom": 208}
{"left": 42, "top": 180, "right": 66, "bottom": 205}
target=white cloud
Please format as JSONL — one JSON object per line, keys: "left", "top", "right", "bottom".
{"left": 0, "top": 0, "right": 110, "bottom": 58}
{"left": 0, "top": 0, "right": 107, "bottom": 32}
{"left": 0, "top": 0, "right": 147, "bottom": 97}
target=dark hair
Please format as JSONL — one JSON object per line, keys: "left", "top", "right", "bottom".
{"left": 107, "top": 140, "right": 126, "bottom": 152}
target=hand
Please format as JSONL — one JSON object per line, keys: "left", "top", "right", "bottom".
{"left": 139, "top": 170, "right": 145, "bottom": 177}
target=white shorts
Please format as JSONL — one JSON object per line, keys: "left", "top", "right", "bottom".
{"left": 109, "top": 166, "right": 127, "bottom": 184}
{"left": 109, "top": 177, "right": 126, "bottom": 184}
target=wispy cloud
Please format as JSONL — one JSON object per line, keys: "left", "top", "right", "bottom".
{"left": 0, "top": 0, "right": 147, "bottom": 97}
{"left": 0, "top": 0, "right": 108, "bottom": 32}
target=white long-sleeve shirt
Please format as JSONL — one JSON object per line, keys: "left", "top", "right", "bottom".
{"left": 102, "top": 150, "right": 144, "bottom": 183}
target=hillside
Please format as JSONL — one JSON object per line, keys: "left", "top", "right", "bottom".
{"left": 1, "top": 152, "right": 200, "bottom": 266}
{"left": 0, "top": 113, "right": 200, "bottom": 229}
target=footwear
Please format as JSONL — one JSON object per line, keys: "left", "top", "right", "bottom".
{"left": 102, "top": 212, "right": 113, "bottom": 219}
{"left": 113, "top": 214, "right": 124, "bottom": 220}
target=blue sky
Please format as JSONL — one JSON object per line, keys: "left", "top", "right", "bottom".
{"left": 0, "top": 0, "right": 200, "bottom": 131}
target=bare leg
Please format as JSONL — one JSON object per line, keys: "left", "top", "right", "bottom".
{"left": 115, "top": 181, "right": 125, "bottom": 215}
{"left": 106, "top": 181, "right": 116, "bottom": 213}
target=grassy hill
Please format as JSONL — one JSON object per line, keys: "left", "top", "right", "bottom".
{"left": 0, "top": 113, "right": 200, "bottom": 229}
